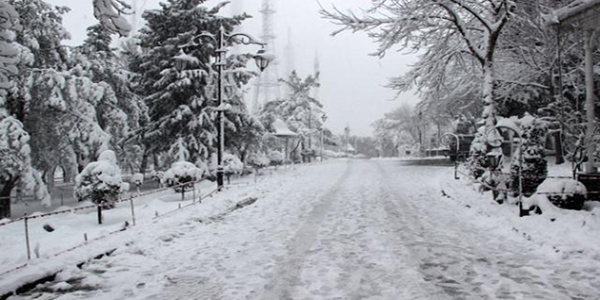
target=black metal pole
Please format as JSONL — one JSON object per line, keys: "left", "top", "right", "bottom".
{"left": 216, "top": 27, "right": 225, "bottom": 191}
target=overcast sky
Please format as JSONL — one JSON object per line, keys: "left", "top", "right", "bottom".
{"left": 45, "top": 0, "right": 419, "bottom": 136}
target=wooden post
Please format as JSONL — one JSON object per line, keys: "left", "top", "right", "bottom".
{"left": 97, "top": 204, "right": 103, "bottom": 225}
{"left": 24, "top": 214, "right": 31, "bottom": 260}
{"left": 192, "top": 183, "right": 196, "bottom": 203}
{"left": 129, "top": 197, "right": 136, "bottom": 226}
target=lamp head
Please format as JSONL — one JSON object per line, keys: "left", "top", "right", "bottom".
{"left": 254, "top": 48, "right": 273, "bottom": 72}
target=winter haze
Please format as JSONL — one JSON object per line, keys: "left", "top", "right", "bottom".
{"left": 45, "top": 0, "right": 419, "bottom": 137}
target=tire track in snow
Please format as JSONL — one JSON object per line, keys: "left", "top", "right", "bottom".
{"left": 262, "top": 160, "right": 353, "bottom": 300}
{"left": 373, "top": 161, "right": 599, "bottom": 300}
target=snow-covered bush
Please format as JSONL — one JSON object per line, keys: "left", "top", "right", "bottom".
{"left": 510, "top": 115, "right": 548, "bottom": 197}
{"left": 247, "top": 152, "right": 270, "bottom": 169}
{"left": 223, "top": 154, "right": 244, "bottom": 183}
{"left": 131, "top": 173, "right": 144, "bottom": 187}
{"left": 74, "top": 150, "right": 122, "bottom": 204}
{"left": 533, "top": 178, "right": 587, "bottom": 211}
{"left": 466, "top": 128, "right": 487, "bottom": 179}
{"left": 223, "top": 154, "right": 244, "bottom": 175}
{"left": 267, "top": 150, "right": 284, "bottom": 166}
{"left": 163, "top": 161, "right": 203, "bottom": 191}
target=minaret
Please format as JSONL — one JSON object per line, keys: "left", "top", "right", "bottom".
{"left": 313, "top": 51, "right": 320, "bottom": 104}
{"left": 284, "top": 28, "right": 295, "bottom": 86}
{"left": 252, "top": 0, "right": 281, "bottom": 114}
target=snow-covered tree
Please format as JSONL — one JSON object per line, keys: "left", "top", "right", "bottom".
{"left": 70, "top": 24, "right": 149, "bottom": 171}
{"left": 0, "top": 116, "right": 50, "bottom": 217}
{"left": 509, "top": 114, "right": 548, "bottom": 197}
{"left": 0, "top": 1, "right": 19, "bottom": 102}
{"left": 132, "top": 0, "right": 253, "bottom": 168}
{"left": 0, "top": 0, "right": 50, "bottom": 217}
{"left": 92, "top": 0, "right": 132, "bottom": 37}
{"left": 260, "top": 71, "right": 322, "bottom": 161}
{"left": 322, "top": 0, "right": 514, "bottom": 150}
{"left": 74, "top": 150, "right": 122, "bottom": 204}
{"left": 372, "top": 104, "right": 421, "bottom": 149}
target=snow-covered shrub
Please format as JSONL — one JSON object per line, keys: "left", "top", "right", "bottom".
{"left": 466, "top": 128, "right": 487, "bottom": 179}
{"left": 74, "top": 150, "right": 122, "bottom": 204}
{"left": 247, "top": 152, "right": 270, "bottom": 169}
{"left": 163, "top": 161, "right": 202, "bottom": 192}
{"left": 223, "top": 154, "right": 244, "bottom": 183}
{"left": 131, "top": 173, "right": 144, "bottom": 187}
{"left": 533, "top": 178, "right": 587, "bottom": 211}
{"left": 267, "top": 150, "right": 284, "bottom": 166}
{"left": 223, "top": 154, "right": 244, "bottom": 175}
{"left": 510, "top": 115, "right": 548, "bottom": 197}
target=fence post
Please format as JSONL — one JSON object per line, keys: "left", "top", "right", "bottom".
{"left": 181, "top": 185, "right": 185, "bottom": 202}
{"left": 129, "top": 197, "right": 136, "bottom": 226}
{"left": 192, "top": 182, "right": 196, "bottom": 203}
{"left": 24, "top": 213, "right": 31, "bottom": 260}
{"left": 97, "top": 204, "right": 103, "bottom": 225}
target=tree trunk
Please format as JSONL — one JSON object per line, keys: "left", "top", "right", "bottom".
{"left": 0, "top": 178, "right": 17, "bottom": 218}
{"left": 140, "top": 148, "right": 149, "bottom": 174}
{"left": 554, "top": 130, "right": 565, "bottom": 165}
{"left": 62, "top": 165, "right": 74, "bottom": 183}
{"left": 44, "top": 165, "right": 56, "bottom": 195}
{"left": 153, "top": 152, "right": 160, "bottom": 170}
{"left": 584, "top": 29, "right": 596, "bottom": 174}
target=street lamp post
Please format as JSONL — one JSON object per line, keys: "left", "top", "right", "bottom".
{"left": 320, "top": 113, "right": 328, "bottom": 162}
{"left": 177, "top": 26, "right": 271, "bottom": 191}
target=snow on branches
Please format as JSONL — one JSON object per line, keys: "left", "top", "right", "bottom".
{"left": 93, "top": 0, "right": 132, "bottom": 37}
{"left": 0, "top": 0, "right": 20, "bottom": 103}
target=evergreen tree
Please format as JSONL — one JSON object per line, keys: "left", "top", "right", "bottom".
{"left": 510, "top": 115, "right": 548, "bottom": 197}
{"left": 132, "top": 0, "right": 253, "bottom": 168}
{"left": 70, "top": 24, "right": 149, "bottom": 172}
{"left": 260, "top": 71, "right": 322, "bottom": 161}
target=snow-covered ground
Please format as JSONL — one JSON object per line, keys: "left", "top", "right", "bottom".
{"left": 2, "top": 159, "right": 600, "bottom": 299}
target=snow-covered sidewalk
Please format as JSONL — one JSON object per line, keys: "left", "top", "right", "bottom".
{"left": 4, "top": 159, "right": 600, "bottom": 299}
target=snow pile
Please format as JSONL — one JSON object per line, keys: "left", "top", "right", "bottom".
{"left": 131, "top": 173, "right": 144, "bottom": 186}
{"left": 223, "top": 153, "right": 244, "bottom": 175}
{"left": 248, "top": 152, "right": 270, "bottom": 168}
{"left": 538, "top": 178, "right": 587, "bottom": 198}
{"left": 267, "top": 150, "right": 284, "bottom": 165}
{"left": 74, "top": 150, "right": 123, "bottom": 204}
{"left": 525, "top": 178, "right": 588, "bottom": 212}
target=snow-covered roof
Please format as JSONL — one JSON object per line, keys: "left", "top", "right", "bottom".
{"left": 345, "top": 143, "right": 356, "bottom": 152}
{"left": 272, "top": 119, "right": 298, "bottom": 137}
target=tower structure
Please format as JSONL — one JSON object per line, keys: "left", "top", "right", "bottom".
{"left": 252, "top": 0, "right": 281, "bottom": 114}
{"left": 313, "top": 51, "right": 320, "bottom": 104}
{"left": 283, "top": 28, "right": 295, "bottom": 96}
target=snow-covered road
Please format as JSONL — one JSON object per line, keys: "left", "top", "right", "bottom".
{"left": 11, "top": 160, "right": 600, "bottom": 299}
